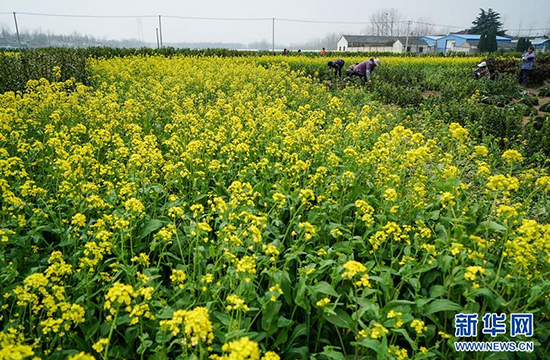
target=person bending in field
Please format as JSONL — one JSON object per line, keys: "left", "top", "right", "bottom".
{"left": 474, "top": 61, "right": 490, "bottom": 79}
{"left": 348, "top": 58, "right": 380, "bottom": 82}
{"left": 518, "top": 46, "right": 535, "bottom": 86}
{"left": 328, "top": 59, "right": 345, "bottom": 76}
{"left": 346, "top": 63, "right": 358, "bottom": 76}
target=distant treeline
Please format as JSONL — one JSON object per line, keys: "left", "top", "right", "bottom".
{"left": 0, "top": 27, "right": 147, "bottom": 48}
{"left": 0, "top": 26, "right": 337, "bottom": 50}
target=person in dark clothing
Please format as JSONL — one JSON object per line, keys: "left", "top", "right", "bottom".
{"left": 282, "top": 48, "right": 288, "bottom": 55}
{"left": 348, "top": 58, "right": 380, "bottom": 82}
{"left": 518, "top": 46, "right": 535, "bottom": 86}
{"left": 328, "top": 59, "right": 345, "bottom": 76}
{"left": 346, "top": 63, "right": 358, "bottom": 77}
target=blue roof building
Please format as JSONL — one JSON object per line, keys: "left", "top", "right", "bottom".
{"left": 420, "top": 34, "right": 512, "bottom": 53}
{"left": 419, "top": 35, "right": 444, "bottom": 48}
{"left": 531, "top": 38, "right": 550, "bottom": 52}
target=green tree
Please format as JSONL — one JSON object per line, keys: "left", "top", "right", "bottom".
{"left": 516, "top": 38, "right": 533, "bottom": 52}
{"left": 477, "top": 30, "right": 487, "bottom": 53}
{"left": 487, "top": 27, "right": 498, "bottom": 52}
{"left": 516, "top": 38, "right": 526, "bottom": 52}
{"left": 469, "top": 8, "right": 506, "bottom": 36}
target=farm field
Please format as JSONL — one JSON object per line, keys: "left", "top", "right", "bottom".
{"left": 1, "top": 53, "right": 550, "bottom": 360}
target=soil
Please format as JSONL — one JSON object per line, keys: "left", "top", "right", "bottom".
{"left": 422, "top": 90, "right": 442, "bottom": 98}
{"left": 522, "top": 84, "right": 550, "bottom": 128}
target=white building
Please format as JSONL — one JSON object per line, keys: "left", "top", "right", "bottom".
{"left": 336, "top": 35, "right": 429, "bottom": 53}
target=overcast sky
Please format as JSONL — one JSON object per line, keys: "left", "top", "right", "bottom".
{"left": 1, "top": 0, "right": 549, "bottom": 46}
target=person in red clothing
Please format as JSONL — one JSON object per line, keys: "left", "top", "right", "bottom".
{"left": 320, "top": 47, "right": 327, "bottom": 55}
{"left": 348, "top": 58, "right": 380, "bottom": 82}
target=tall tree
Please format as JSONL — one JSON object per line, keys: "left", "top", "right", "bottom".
{"left": 516, "top": 38, "right": 526, "bottom": 52}
{"left": 487, "top": 27, "right": 498, "bottom": 52}
{"left": 516, "top": 38, "right": 533, "bottom": 52}
{"left": 410, "top": 17, "right": 436, "bottom": 37}
{"left": 469, "top": 8, "right": 506, "bottom": 36}
{"left": 477, "top": 30, "right": 487, "bottom": 53}
{"left": 362, "top": 8, "right": 404, "bottom": 37}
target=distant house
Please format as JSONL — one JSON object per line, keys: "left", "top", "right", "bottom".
{"left": 532, "top": 38, "right": 550, "bottom": 52}
{"left": 336, "top": 35, "right": 429, "bottom": 53}
{"left": 418, "top": 35, "right": 444, "bottom": 52}
{"left": 420, "top": 34, "right": 512, "bottom": 53}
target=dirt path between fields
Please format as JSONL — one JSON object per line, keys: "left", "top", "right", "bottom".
{"left": 522, "top": 85, "right": 550, "bottom": 127}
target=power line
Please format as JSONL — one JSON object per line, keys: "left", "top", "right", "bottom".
{"left": 277, "top": 18, "right": 372, "bottom": 25}
{"left": 2, "top": 11, "right": 548, "bottom": 39}
{"left": 165, "top": 15, "right": 272, "bottom": 21}
{"left": 1, "top": 11, "right": 467, "bottom": 27}
{"left": 408, "top": 20, "right": 466, "bottom": 29}
{"left": 14, "top": 12, "right": 158, "bottom": 18}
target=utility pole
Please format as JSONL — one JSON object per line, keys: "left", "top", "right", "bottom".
{"left": 158, "top": 15, "right": 163, "bottom": 48}
{"left": 272, "top": 18, "right": 275, "bottom": 52}
{"left": 405, "top": 21, "right": 411, "bottom": 52}
{"left": 13, "top": 12, "right": 22, "bottom": 48}
{"left": 156, "top": 28, "right": 160, "bottom": 48}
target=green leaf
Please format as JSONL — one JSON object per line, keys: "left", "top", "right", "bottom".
{"left": 287, "top": 324, "right": 308, "bottom": 347}
{"left": 477, "top": 221, "right": 506, "bottom": 233}
{"left": 213, "top": 311, "right": 232, "bottom": 327}
{"left": 285, "top": 346, "right": 309, "bottom": 360}
{"left": 140, "top": 219, "right": 166, "bottom": 239}
{"left": 408, "top": 278, "right": 421, "bottom": 292}
{"left": 269, "top": 329, "right": 286, "bottom": 350}
{"left": 319, "top": 346, "right": 345, "bottom": 360}
{"left": 261, "top": 301, "right": 281, "bottom": 334}
{"left": 440, "top": 255, "right": 453, "bottom": 273}
{"left": 312, "top": 281, "right": 339, "bottom": 297}
{"left": 295, "top": 277, "right": 310, "bottom": 310}
{"left": 137, "top": 336, "right": 152, "bottom": 355}
{"left": 356, "top": 297, "right": 379, "bottom": 319}
{"left": 324, "top": 308, "right": 354, "bottom": 329}
{"left": 430, "top": 285, "right": 447, "bottom": 298}
{"left": 528, "top": 285, "right": 543, "bottom": 304}
{"left": 277, "top": 316, "right": 294, "bottom": 328}
{"left": 423, "top": 299, "right": 463, "bottom": 316}
{"left": 353, "top": 338, "right": 381, "bottom": 353}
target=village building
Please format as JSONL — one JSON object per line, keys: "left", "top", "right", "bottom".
{"left": 336, "top": 35, "right": 429, "bottom": 53}
{"left": 420, "top": 34, "right": 513, "bottom": 53}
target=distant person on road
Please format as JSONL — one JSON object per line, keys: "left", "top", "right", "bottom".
{"left": 348, "top": 58, "right": 380, "bottom": 82}
{"left": 321, "top": 47, "right": 327, "bottom": 55}
{"left": 474, "top": 61, "right": 490, "bottom": 79}
{"left": 297, "top": 49, "right": 302, "bottom": 54}
{"left": 518, "top": 46, "right": 535, "bottom": 86}
{"left": 328, "top": 59, "right": 345, "bottom": 76}
{"left": 283, "top": 48, "right": 288, "bottom": 55}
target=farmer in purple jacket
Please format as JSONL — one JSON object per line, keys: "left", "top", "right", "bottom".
{"left": 349, "top": 58, "right": 380, "bottom": 82}
{"left": 518, "top": 46, "right": 535, "bottom": 86}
